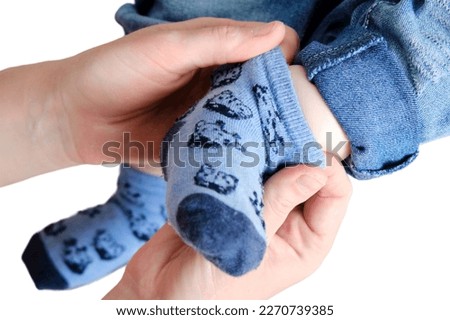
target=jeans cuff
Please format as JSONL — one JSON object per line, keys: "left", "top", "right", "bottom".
{"left": 298, "top": 26, "right": 420, "bottom": 179}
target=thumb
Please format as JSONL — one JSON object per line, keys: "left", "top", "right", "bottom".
{"left": 302, "top": 155, "right": 352, "bottom": 239}
{"left": 142, "top": 18, "right": 287, "bottom": 74}
{"left": 263, "top": 165, "right": 327, "bottom": 242}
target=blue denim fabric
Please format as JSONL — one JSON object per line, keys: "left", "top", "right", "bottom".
{"left": 299, "top": 21, "right": 422, "bottom": 179}
{"left": 116, "top": 0, "right": 317, "bottom": 36}
{"left": 298, "top": 0, "right": 450, "bottom": 179}
{"left": 116, "top": 0, "right": 450, "bottom": 179}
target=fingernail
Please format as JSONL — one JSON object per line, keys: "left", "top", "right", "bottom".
{"left": 296, "top": 173, "right": 326, "bottom": 190}
{"left": 253, "top": 21, "right": 280, "bottom": 36}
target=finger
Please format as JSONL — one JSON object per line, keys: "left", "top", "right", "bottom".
{"left": 160, "top": 18, "right": 299, "bottom": 64}
{"left": 158, "top": 18, "right": 299, "bottom": 64}
{"left": 279, "top": 25, "right": 300, "bottom": 63}
{"left": 302, "top": 155, "right": 352, "bottom": 239}
{"left": 143, "top": 18, "right": 286, "bottom": 73}
{"left": 150, "top": 17, "right": 276, "bottom": 31}
{"left": 263, "top": 165, "right": 327, "bottom": 242}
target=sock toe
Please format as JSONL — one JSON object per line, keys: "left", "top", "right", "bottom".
{"left": 22, "top": 233, "right": 68, "bottom": 290}
{"left": 176, "top": 193, "right": 266, "bottom": 276}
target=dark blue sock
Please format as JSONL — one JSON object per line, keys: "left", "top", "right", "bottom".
{"left": 22, "top": 166, "right": 166, "bottom": 289}
{"left": 162, "top": 47, "right": 323, "bottom": 276}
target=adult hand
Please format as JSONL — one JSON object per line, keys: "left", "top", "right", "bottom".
{"left": 0, "top": 18, "right": 299, "bottom": 185}
{"left": 58, "top": 18, "right": 299, "bottom": 166}
{"left": 104, "top": 156, "right": 352, "bottom": 299}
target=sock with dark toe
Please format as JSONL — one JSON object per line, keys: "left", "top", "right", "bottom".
{"left": 22, "top": 166, "right": 167, "bottom": 290}
{"left": 162, "top": 47, "right": 324, "bottom": 276}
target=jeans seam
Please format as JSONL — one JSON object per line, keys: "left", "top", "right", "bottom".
{"left": 303, "top": 34, "right": 383, "bottom": 79}
{"left": 345, "top": 151, "right": 419, "bottom": 179}
{"left": 363, "top": 0, "right": 399, "bottom": 29}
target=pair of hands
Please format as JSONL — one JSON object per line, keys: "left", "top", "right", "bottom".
{"left": 93, "top": 19, "right": 350, "bottom": 299}
{"left": 0, "top": 18, "right": 352, "bottom": 299}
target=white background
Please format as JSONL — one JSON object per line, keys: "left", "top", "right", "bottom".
{"left": 1, "top": 1, "right": 449, "bottom": 319}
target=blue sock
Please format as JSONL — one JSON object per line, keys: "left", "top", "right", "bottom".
{"left": 162, "top": 47, "right": 323, "bottom": 276}
{"left": 22, "top": 166, "right": 167, "bottom": 290}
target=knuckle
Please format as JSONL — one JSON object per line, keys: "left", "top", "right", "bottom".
{"left": 295, "top": 175, "right": 325, "bottom": 199}
{"left": 265, "top": 189, "right": 297, "bottom": 215}
{"left": 208, "top": 25, "right": 242, "bottom": 62}
{"left": 274, "top": 194, "right": 297, "bottom": 212}
{"left": 296, "top": 181, "right": 320, "bottom": 198}
{"left": 213, "top": 24, "right": 241, "bottom": 40}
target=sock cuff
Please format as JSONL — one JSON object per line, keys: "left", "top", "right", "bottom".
{"left": 118, "top": 165, "right": 166, "bottom": 194}
{"left": 254, "top": 48, "right": 324, "bottom": 166}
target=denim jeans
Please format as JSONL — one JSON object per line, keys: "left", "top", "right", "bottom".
{"left": 116, "top": 0, "right": 450, "bottom": 179}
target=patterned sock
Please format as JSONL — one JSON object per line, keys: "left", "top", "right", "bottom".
{"left": 22, "top": 166, "right": 167, "bottom": 290}
{"left": 161, "top": 47, "right": 323, "bottom": 276}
